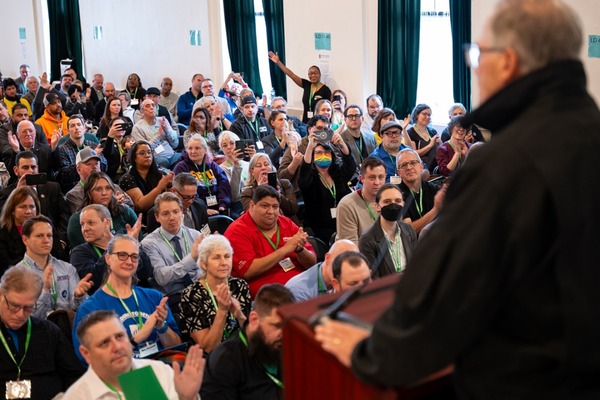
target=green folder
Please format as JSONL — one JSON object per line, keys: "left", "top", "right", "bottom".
{"left": 118, "top": 365, "right": 169, "bottom": 400}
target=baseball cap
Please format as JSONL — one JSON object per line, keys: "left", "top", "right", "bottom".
{"left": 43, "top": 93, "right": 62, "bottom": 108}
{"left": 241, "top": 95, "right": 257, "bottom": 107}
{"left": 146, "top": 87, "right": 160, "bottom": 96}
{"left": 76, "top": 148, "right": 101, "bottom": 165}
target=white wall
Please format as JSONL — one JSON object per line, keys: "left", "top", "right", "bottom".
{"left": 1, "top": 0, "right": 46, "bottom": 79}
{"left": 77, "top": 0, "right": 217, "bottom": 92}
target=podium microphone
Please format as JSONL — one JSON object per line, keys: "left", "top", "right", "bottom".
{"left": 308, "top": 286, "right": 366, "bottom": 328}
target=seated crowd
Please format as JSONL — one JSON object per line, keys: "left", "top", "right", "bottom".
{"left": 0, "top": 65, "right": 484, "bottom": 399}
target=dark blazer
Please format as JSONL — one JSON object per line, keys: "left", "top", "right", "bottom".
{"left": 6, "top": 142, "right": 55, "bottom": 184}
{"left": 0, "top": 181, "right": 70, "bottom": 242}
{"left": 0, "top": 227, "right": 26, "bottom": 277}
{"left": 146, "top": 198, "right": 209, "bottom": 234}
{"left": 341, "top": 129, "right": 377, "bottom": 167}
{"left": 359, "top": 217, "right": 418, "bottom": 278}
{"left": 94, "top": 98, "right": 108, "bottom": 124}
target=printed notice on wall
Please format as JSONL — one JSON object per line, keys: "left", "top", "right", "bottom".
{"left": 314, "top": 32, "right": 331, "bottom": 51}
{"left": 19, "top": 27, "right": 26, "bottom": 40}
{"left": 588, "top": 35, "right": 600, "bottom": 58}
{"left": 93, "top": 26, "right": 103, "bottom": 40}
{"left": 189, "top": 30, "right": 201, "bottom": 46}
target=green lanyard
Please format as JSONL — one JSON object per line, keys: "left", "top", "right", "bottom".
{"left": 409, "top": 186, "right": 424, "bottom": 217}
{"left": 308, "top": 84, "right": 320, "bottom": 110}
{"left": 0, "top": 318, "right": 32, "bottom": 380}
{"left": 23, "top": 257, "right": 57, "bottom": 306}
{"left": 105, "top": 283, "right": 144, "bottom": 330}
{"left": 103, "top": 381, "right": 123, "bottom": 400}
{"left": 360, "top": 190, "right": 377, "bottom": 221}
{"left": 318, "top": 172, "right": 337, "bottom": 204}
{"left": 317, "top": 264, "right": 326, "bottom": 294}
{"left": 158, "top": 229, "right": 190, "bottom": 262}
{"left": 91, "top": 245, "right": 103, "bottom": 258}
{"left": 204, "top": 279, "right": 235, "bottom": 339}
{"left": 257, "top": 225, "right": 280, "bottom": 251}
{"left": 385, "top": 227, "right": 404, "bottom": 273}
{"left": 196, "top": 163, "right": 212, "bottom": 191}
{"left": 239, "top": 331, "right": 284, "bottom": 388}
{"left": 246, "top": 118, "right": 260, "bottom": 140}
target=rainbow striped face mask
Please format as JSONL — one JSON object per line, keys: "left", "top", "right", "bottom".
{"left": 314, "top": 154, "right": 332, "bottom": 169}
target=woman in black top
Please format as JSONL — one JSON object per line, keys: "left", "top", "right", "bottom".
{"left": 268, "top": 51, "right": 332, "bottom": 123}
{"left": 299, "top": 131, "right": 355, "bottom": 244}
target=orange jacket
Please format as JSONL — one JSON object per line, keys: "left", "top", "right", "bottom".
{"left": 35, "top": 109, "right": 69, "bottom": 142}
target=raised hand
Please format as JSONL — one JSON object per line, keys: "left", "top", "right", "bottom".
{"left": 173, "top": 345, "right": 205, "bottom": 400}
{"left": 75, "top": 273, "right": 94, "bottom": 297}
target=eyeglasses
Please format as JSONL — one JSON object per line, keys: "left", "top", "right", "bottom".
{"left": 175, "top": 188, "right": 198, "bottom": 202}
{"left": 3, "top": 294, "right": 35, "bottom": 314}
{"left": 345, "top": 114, "right": 362, "bottom": 120}
{"left": 464, "top": 43, "right": 505, "bottom": 69}
{"left": 398, "top": 160, "right": 421, "bottom": 170}
{"left": 383, "top": 130, "right": 402, "bottom": 137}
{"left": 111, "top": 252, "right": 140, "bottom": 262}
{"left": 136, "top": 151, "right": 152, "bottom": 157}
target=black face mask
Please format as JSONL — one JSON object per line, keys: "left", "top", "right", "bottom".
{"left": 380, "top": 203, "right": 403, "bottom": 221}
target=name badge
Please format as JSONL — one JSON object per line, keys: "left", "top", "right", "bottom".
{"left": 154, "top": 144, "right": 165, "bottom": 154}
{"left": 6, "top": 380, "right": 31, "bottom": 399}
{"left": 279, "top": 257, "right": 295, "bottom": 272}
{"left": 201, "top": 224, "right": 211, "bottom": 236}
{"left": 259, "top": 126, "right": 268, "bottom": 133}
{"left": 137, "top": 341, "right": 159, "bottom": 358}
{"left": 130, "top": 98, "right": 139, "bottom": 107}
{"left": 330, "top": 208, "right": 337, "bottom": 219}
{"left": 206, "top": 195, "right": 218, "bottom": 207}
{"left": 307, "top": 111, "right": 314, "bottom": 118}
{"left": 255, "top": 140, "right": 264, "bottom": 150}
{"left": 390, "top": 175, "right": 402, "bottom": 185}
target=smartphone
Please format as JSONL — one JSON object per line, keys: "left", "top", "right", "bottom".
{"left": 235, "top": 140, "right": 248, "bottom": 159}
{"left": 25, "top": 173, "right": 48, "bottom": 186}
{"left": 333, "top": 94, "right": 342, "bottom": 102}
{"left": 117, "top": 121, "right": 133, "bottom": 135}
{"left": 314, "top": 129, "right": 333, "bottom": 142}
{"left": 267, "top": 171, "right": 278, "bottom": 189}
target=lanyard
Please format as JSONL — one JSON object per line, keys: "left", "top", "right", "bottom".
{"left": 318, "top": 172, "right": 337, "bottom": 204}
{"left": 0, "top": 318, "right": 32, "bottom": 380}
{"left": 23, "top": 257, "right": 57, "bottom": 305}
{"left": 317, "top": 264, "right": 326, "bottom": 294}
{"left": 204, "top": 279, "right": 235, "bottom": 338}
{"left": 92, "top": 245, "right": 103, "bottom": 258}
{"left": 239, "top": 331, "right": 284, "bottom": 388}
{"left": 158, "top": 229, "right": 190, "bottom": 262}
{"left": 257, "top": 225, "right": 280, "bottom": 251}
{"left": 195, "top": 162, "right": 213, "bottom": 191}
{"left": 409, "top": 186, "right": 424, "bottom": 217}
{"left": 385, "top": 226, "right": 404, "bottom": 273}
{"left": 308, "top": 84, "right": 320, "bottom": 110}
{"left": 103, "top": 381, "right": 123, "bottom": 400}
{"left": 360, "top": 190, "right": 376, "bottom": 221}
{"left": 105, "top": 283, "right": 144, "bottom": 330}
{"left": 246, "top": 118, "right": 260, "bottom": 140}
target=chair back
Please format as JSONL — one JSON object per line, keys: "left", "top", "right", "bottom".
{"left": 208, "top": 215, "right": 235, "bottom": 234}
{"left": 307, "top": 236, "right": 329, "bottom": 263}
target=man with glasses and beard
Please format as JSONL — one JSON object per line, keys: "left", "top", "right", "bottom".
{"left": 201, "top": 284, "right": 295, "bottom": 400}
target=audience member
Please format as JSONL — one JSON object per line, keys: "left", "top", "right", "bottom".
{"left": 406, "top": 104, "right": 441, "bottom": 171}
{"left": 14, "top": 64, "right": 30, "bottom": 95}
{"left": 336, "top": 156, "right": 386, "bottom": 244}
{"left": 3, "top": 119, "right": 54, "bottom": 184}
{"left": 0, "top": 265, "right": 84, "bottom": 398}
{"left": 173, "top": 134, "right": 231, "bottom": 216}
{"left": 177, "top": 73, "right": 205, "bottom": 126}
{"left": 184, "top": 107, "right": 219, "bottom": 153}
{"left": 224, "top": 186, "right": 316, "bottom": 297}
{"left": 229, "top": 95, "right": 272, "bottom": 148}
{"left": 124, "top": 73, "right": 146, "bottom": 110}
{"left": 201, "top": 284, "right": 294, "bottom": 400}
{"left": 2, "top": 78, "right": 32, "bottom": 117}
{"left": 286, "top": 239, "right": 358, "bottom": 302}
{"left": 440, "top": 103, "right": 466, "bottom": 142}
{"left": 72, "top": 234, "right": 181, "bottom": 363}
{"left": 369, "top": 120, "right": 410, "bottom": 182}
{"left": 101, "top": 116, "right": 132, "bottom": 182}
{"left": 159, "top": 77, "right": 179, "bottom": 118}
{"left": 16, "top": 215, "right": 93, "bottom": 318}
{"left": 96, "top": 96, "right": 131, "bottom": 139}
{"left": 359, "top": 184, "right": 417, "bottom": 278}
{"left": 218, "top": 130, "right": 251, "bottom": 217}
{"left": 35, "top": 93, "right": 68, "bottom": 142}
{"left": 64, "top": 310, "right": 203, "bottom": 399}
{"left": 87, "top": 73, "right": 104, "bottom": 105}
{"left": 269, "top": 96, "right": 307, "bottom": 136}
{"left": 340, "top": 104, "right": 377, "bottom": 170}
{"left": 330, "top": 251, "right": 372, "bottom": 292}
{"left": 179, "top": 235, "right": 251, "bottom": 352}
{"left": 361, "top": 94, "right": 383, "bottom": 133}
{"left": 93, "top": 82, "right": 116, "bottom": 124}
{"left": 436, "top": 115, "right": 472, "bottom": 177}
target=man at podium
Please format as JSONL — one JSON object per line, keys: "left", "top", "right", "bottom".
{"left": 315, "top": 1, "right": 600, "bottom": 399}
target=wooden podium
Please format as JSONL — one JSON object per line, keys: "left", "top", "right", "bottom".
{"left": 278, "top": 274, "right": 452, "bottom": 400}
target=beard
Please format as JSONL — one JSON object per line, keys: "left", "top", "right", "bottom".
{"left": 248, "top": 326, "right": 281, "bottom": 367}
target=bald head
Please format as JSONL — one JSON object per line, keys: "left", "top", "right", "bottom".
{"left": 104, "top": 82, "right": 115, "bottom": 98}
{"left": 324, "top": 239, "right": 359, "bottom": 268}
{"left": 17, "top": 120, "right": 35, "bottom": 133}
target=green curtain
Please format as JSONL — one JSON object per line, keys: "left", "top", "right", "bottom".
{"left": 449, "top": 0, "right": 472, "bottom": 111}
{"left": 262, "top": 0, "right": 287, "bottom": 99}
{"left": 377, "top": 0, "right": 421, "bottom": 118}
{"left": 47, "top": 0, "right": 85, "bottom": 82}
{"left": 223, "top": 0, "right": 264, "bottom": 96}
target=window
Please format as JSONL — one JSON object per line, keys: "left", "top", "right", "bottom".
{"left": 253, "top": 0, "right": 272, "bottom": 98}
{"left": 415, "top": 0, "right": 454, "bottom": 126}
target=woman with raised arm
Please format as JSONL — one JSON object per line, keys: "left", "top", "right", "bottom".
{"left": 268, "top": 51, "right": 332, "bottom": 123}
